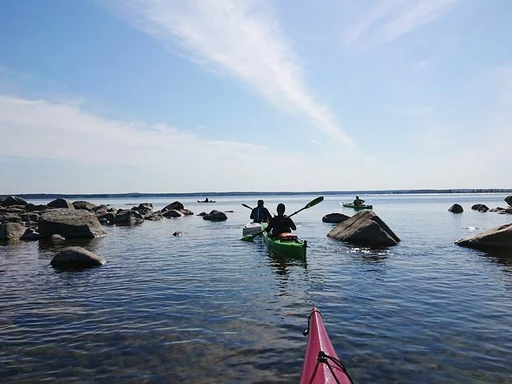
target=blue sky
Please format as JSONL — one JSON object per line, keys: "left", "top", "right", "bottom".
{"left": 0, "top": 0, "right": 510, "bottom": 194}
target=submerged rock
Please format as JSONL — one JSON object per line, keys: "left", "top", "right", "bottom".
{"left": 327, "top": 210, "right": 400, "bottom": 247}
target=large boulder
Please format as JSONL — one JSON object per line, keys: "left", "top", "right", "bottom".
{"left": 455, "top": 223, "right": 512, "bottom": 252}
{"left": 448, "top": 204, "right": 464, "bottom": 213}
{"left": 327, "top": 210, "right": 400, "bottom": 246}
{"left": 505, "top": 196, "right": 512, "bottom": 207}
{"left": 39, "top": 208, "right": 107, "bottom": 238}
{"left": 322, "top": 213, "right": 350, "bottom": 224}
{"left": 51, "top": 246, "right": 106, "bottom": 269}
{"left": 203, "top": 210, "right": 228, "bottom": 222}
{"left": 0, "top": 223, "right": 27, "bottom": 240}
{"left": 48, "top": 198, "right": 75, "bottom": 209}
{"left": 2, "top": 196, "right": 28, "bottom": 206}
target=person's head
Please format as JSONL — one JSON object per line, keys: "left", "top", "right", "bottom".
{"left": 356, "top": 196, "right": 359, "bottom": 199}
{"left": 257, "top": 200, "right": 264, "bottom": 207}
{"left": 277, "top": 203, "right": 285, "bottom": 215}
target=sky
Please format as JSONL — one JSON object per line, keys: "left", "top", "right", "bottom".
{"left": 0, "top": 0, "right": 511, "bottom": 194}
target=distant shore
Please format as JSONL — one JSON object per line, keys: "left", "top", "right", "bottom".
{"left": 1, "top": 189, "right": 511, "bottom": 200}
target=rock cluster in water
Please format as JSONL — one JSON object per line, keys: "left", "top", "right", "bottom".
{"left": 0, "top": 196, "right": 197, "bottom": 242}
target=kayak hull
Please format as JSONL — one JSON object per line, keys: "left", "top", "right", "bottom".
{"left": 300, "top": 307, "right": 352, "bottom": 384}
{"left": 197, "top": 200, "right": 216, "bottom": 203}
{"left": 242, "top": 222, "right": 262, "bottom": 237}
{"left": 261, "top": 223, "right": 307, "bottom": 258}
{"left": 342, "top": 203, "right": 372, "bottom": 210}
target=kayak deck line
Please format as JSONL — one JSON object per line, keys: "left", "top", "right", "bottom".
{"left": 300, "top": 307, "right": 354, "bottom": 384}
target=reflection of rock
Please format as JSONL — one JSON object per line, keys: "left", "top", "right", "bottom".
{"left": 0, "top": 223, "right": 27, "bottom": 240}
{"left": 327, "top": 210, "right": 400, "bottom": 246}
{"left": 51, "top": 246, "right": 106, "bottom": 269}
{"left": 448, "top": 204, "right": 463, "bottom": 213}
{"left": 203, "top": 210, "right": 228, "bottom": 222}
{"left": 455, "top": 223, "right": 512, "bottom": 252}
{"left": 322, "top": 213, "right": 350, "bottom": 223}
{"left": 39, "top": 209, "right": 107, "bottom": 238}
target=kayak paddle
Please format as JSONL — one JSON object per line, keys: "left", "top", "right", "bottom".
{"left": 242, "top": 204, "right": 253, "bottom": 210}
{"left": 240, "top": 196, "right": 324, "bottom": 242}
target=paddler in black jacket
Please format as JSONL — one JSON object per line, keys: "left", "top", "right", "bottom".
{"left": 265, "top": 203, "right": 296, "bottom": 237}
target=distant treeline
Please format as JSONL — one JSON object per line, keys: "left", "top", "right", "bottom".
{"left": 1, "top": 189, "right": 511, "bottom": 200}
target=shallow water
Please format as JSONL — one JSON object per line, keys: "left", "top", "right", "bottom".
{"left": 1, "top": 193, "right": 511, "bottom": 383}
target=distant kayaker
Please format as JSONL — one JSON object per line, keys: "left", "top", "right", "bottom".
{"left": 204, "top": 197, "right": 209, "bottom": 202}
{"left": 250, "top": 200, "right": 272, "bottom": 223}
{"left": 265, "top": 203, "right": 296, "bottom": 237}
{"left": 353, "top": 196, "right": 365, "bottom": 206}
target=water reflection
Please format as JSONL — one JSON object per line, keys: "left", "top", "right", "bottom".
{"left": 267, "top": 249, "right": 307, "bottom": 278}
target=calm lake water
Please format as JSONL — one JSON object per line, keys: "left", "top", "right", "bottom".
{"left": 1, "top": 193, "right": 511, "bottom": 383}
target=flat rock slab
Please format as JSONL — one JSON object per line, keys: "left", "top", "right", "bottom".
{"left": 39, "top": 208, "right": 107, "bottom": 238}
{"left": 51, "top": 246, "right": 106, "bottom": 269}
{"left": 455, "top": 223, "right": 512, "bottom": 252}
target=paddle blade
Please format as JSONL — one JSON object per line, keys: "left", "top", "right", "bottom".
{"left": 241, "top": 235, "right": 255, "bottom": 242}
{"left": 289, "top": 196, "right": 324, "bottom": 217}
{"left": 305, "top": 196, "right": 324, "bottom": 209}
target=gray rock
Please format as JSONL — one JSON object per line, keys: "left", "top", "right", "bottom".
{"left": 162, "top": 209, "right": 184, "bottom": 218}
{"left": 111, "top": 210, "right": 144, "bottom": 225}
{"left": 39, "top": 208, "right": 107, "bottom": 238}
{"left": 322, "top": 213, "right": 350, "bottom": 224}
{"left": 455, "top": 223, "right": 512, "bottom": 252}
{"left": 327, "top": 210, "right": 400, "bottom": 246}
{"left": 72, "top": 201, "right": 97, "bottom": 211}
{"left": 448, "top": 204, "right": 464, "bottom": 213}
{"left": 2, "top": 196, "right": 28, "bottom": 206}
{"left": 505, "top": 196, "right": 512, "bottom": 207}
{"left": 48, "top": 198, "right": 75, "bottom": 209}
{"left": 203, "top": 210, "right": 228, "bottom": 222}
{"left": 0, "top": 223, "right": 27, "bottom": 240}
{"left": 163, "top": 201, "right": 184, "bottom": 211}
{"left": 51, "top": 246, "right": 106, "bottom": 269}
{"left": 471, "top": 204, "right": 489, "bottom": 212}
{"left": 20, "top": 228, "right": 40, "bottom": 241}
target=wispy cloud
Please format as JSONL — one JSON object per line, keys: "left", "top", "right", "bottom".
{"left": 0, "top": 94, "right": 347, "bottom": 192}
{"left": 99, "top": 0, "right": 355, "bottom": 149}
{"left": 345, "top": 0, "right": 459, "bottom": 47}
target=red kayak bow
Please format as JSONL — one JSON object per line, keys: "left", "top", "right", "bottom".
{"left": 300, "top": 308, "right": 353, "bottom": 384}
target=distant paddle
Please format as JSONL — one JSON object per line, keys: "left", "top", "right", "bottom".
{"left": 241, "top": 196, "right": 324, "bottom": 242}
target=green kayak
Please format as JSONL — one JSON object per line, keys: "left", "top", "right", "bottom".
{"left": 342, "top": 203, "right": 373, "bottom": 210}
{"left": 261, "top": 223, "right": 307, "bottom": 258}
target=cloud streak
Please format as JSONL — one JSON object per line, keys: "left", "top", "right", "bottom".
{"left": 345, "top": 0, "right": 459, "bottom": 47}
{"left": 100, "top": 0, "right": 355, "bottom": 149}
